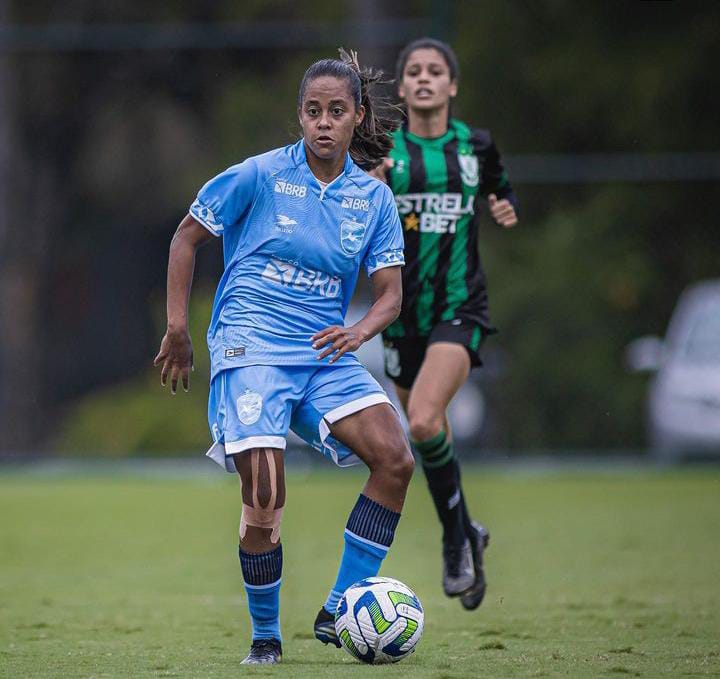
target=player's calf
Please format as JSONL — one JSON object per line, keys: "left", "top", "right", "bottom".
{"left": 235, "top": 448, "right": 286, "bottom": 649}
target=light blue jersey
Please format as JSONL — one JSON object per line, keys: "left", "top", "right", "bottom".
{"left": 190, "top": 140, "right": 404, "bottom": 380}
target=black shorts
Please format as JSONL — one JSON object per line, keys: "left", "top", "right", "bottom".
{"left": 382, "top": 320, "right": 487, "bottom": 390}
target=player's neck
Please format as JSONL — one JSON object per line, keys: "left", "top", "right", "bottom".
{"left": 407, "top": 106, "right": 450, "bottom": 139}
{"left": 305, "top": 144, "right": 346, "bottom": 184}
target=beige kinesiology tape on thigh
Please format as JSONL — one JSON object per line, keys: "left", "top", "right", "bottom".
{"left": 239, "top": 448, "right": 284, "bottom": 544}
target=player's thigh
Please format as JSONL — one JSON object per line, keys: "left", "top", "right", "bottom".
{"left": 329, "top": 402, "right": 411, "bottom": 471}
{"left": 233, "top": 447, "right": 286, "bottom": 508}
{"left": 406, "top": 341, "right": 471, "bottom": 420}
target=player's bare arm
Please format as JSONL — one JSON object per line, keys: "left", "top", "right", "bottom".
{"left": 153, "top": 214, "right": 214, "bottom": 393}
{"left": 312, "top": 265, "right": 402, "bottom": 363}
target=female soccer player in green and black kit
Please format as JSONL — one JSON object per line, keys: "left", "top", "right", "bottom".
{"left": 374, "top": 38, "right": 518, "bottom": 610}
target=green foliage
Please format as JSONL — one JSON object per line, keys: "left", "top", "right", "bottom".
{"left": 1, "top": 469, "right": 719, "bottom": 676}
{"left": 55, "top": 292, "right": 215, "bottom": 454}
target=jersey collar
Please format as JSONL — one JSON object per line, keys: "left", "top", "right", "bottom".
{"left": 403, "top": 123, "right": 456, "bottom": 148}
{"left": 295, "top": 139, "right": 355, "bottom": 191}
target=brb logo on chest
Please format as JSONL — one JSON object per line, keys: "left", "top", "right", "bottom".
{"left": 341, "top": 195, "right": 370, "bottom": 212}
{"left": 274, "top": 180, "right": 307, "bottom": 198}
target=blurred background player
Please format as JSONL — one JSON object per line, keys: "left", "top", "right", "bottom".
{"left": 373, "top": 38, "right": 518, "bottom": 610}
{"left": 154, "top": 50, "right": 413, "bottom": 664}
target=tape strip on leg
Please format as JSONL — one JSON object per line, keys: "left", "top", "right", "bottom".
{"left": 240, "top": 448, "right": 283, "bottom": 544}
{"left": 240, "top": 504, "right": 284, "bottom": 544}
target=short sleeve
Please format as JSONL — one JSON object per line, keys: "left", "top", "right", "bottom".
{"left": 189, "top": 159, "right": 258, "bottom": 236}
{"left": 363, "top": 185, "right": 405, "bottom": 276}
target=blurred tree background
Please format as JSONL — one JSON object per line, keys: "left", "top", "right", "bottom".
{"left": 0, "top": 1, "right": 717, "bottom": 455}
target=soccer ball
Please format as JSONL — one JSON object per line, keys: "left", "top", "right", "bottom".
{"left": 334, "top": 576, "right": 424, "bottom": 664}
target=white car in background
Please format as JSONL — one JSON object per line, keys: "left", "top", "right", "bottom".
{"left": 627, "top": 280, "right": 720, "bottom": 457}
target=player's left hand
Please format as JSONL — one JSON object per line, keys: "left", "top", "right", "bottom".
{"left": 488, "top": 193, "right": 518, "bottom": 228}
{"left": 311, "top": 325, "right": 365, "bottom": 364}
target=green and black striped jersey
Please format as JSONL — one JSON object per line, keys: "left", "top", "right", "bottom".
{"left": 383, "top": 119, "right": 517, "bottom": 338}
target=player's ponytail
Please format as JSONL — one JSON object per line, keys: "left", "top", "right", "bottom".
{"left": 298, "top": 49, "right": 399, "bottom": 170}
{"left": 338, "top": 49, "right": 398, "bottom": 171}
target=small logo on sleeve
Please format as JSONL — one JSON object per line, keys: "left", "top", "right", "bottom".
{"left": 224, "top": 347, "right": 246, "bottom": 358}
{"left": 190, "top": 199, "right": 223, "bottom": 232}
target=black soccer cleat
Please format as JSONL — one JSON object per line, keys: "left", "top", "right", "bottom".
{"left": 460, "top": 521, "right": 490, "bottom": 611}
{"left": 240, "top": 638, "right": 282, "bottom": 665}
{"left": 314, "top": 606, "right": 341, "bottom": 648}
{"left": 443, "top": 538, "right": 476, "bottom": 596}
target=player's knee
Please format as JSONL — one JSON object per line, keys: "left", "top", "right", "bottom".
{"left": 239, "top": 448, "right": 285, "bottom": 544}
{"left": 408, "top": 412, "right": 444, "bottom": 443}
{"left": 383, "top": 438, "right": 415, "bottom": 486}
{"left": 240, "top": 502, "right": 284, "bottom": 545}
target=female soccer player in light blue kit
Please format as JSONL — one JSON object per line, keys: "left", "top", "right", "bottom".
{"left": 154, "top": 51, "right": 414, "bottom": 665}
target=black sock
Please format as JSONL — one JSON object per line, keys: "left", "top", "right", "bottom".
{"left": 454, "top": 461, "right": 475, "bottom": 537}
{"left": 412, "top": 430, "right": 465, "bottom": 547}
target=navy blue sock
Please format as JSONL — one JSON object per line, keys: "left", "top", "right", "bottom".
{"left": 239, "top": 544, "right": 282, "bottom": 641}
{"left": 324, "top": 494, "right": 400, "bottom": 615}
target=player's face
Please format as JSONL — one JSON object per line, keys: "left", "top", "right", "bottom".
{"left": 399, "top": 48, "right": 457, "bottom": 112}
{"left": 299, "top": 76, "right": 365, "bottom": 162}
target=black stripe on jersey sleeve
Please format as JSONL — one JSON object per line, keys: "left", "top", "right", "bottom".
{"left": 472, "top": 128, "right": 519, "bottom": 213}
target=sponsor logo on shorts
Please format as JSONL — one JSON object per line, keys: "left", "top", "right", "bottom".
{"left": 341, "top": 196, "right": 370, "bottom": 212}
{"left": 261, "top": 257, "right": 341, "bottom": 298}
{"left": 274, "top": 180, "right": 307, "bottom": 198}
{"left": 340, "top": 219, "right": 366, "bottom": 256}
{"left": 224, "top": 346, "right": 246, "bottom": 358}
{"left": 237, "top": 389, "right": 263, "bottom": 426}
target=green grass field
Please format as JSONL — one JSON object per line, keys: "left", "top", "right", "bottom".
{"left": 1, "top": 466, "right": 719, "bottom": 677}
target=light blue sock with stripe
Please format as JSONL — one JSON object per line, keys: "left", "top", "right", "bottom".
{"left": 239, "top": 544, "right": 282, "bottom": 641}
{"left": 323, "top": 494, "right": 400, "bottom": 615}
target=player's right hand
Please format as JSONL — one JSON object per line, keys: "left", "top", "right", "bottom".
{"left": 367, "top": 157, "right": 394, "bottom": 184}
{"left": 154, "top": 328, "right": 194, "bottom": 395}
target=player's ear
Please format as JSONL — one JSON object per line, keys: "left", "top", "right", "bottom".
{"left": 397, "top": 81, "right": 406, "bottom": 101}
{"left": 355, "top": 104, "right": 365, "bottom": 127}
{"left": 449, "top": 79, "right": 458, "bottom": 99}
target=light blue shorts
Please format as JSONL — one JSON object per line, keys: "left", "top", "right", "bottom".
{"left": 205, "top": 361, "right": 393, "bottom": 472}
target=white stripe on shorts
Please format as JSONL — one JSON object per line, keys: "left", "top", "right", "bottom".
{"left": 323, "top": 393, "right": 391, "bottom": 426}
{"left": 318, "top": 393, "right": 394, "bottom": 467}
{"left": 206, "top": 436, "right": 286, "bottom": 473}
{"left": 225, "top": 436, "right": 287, "bottom": 454}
